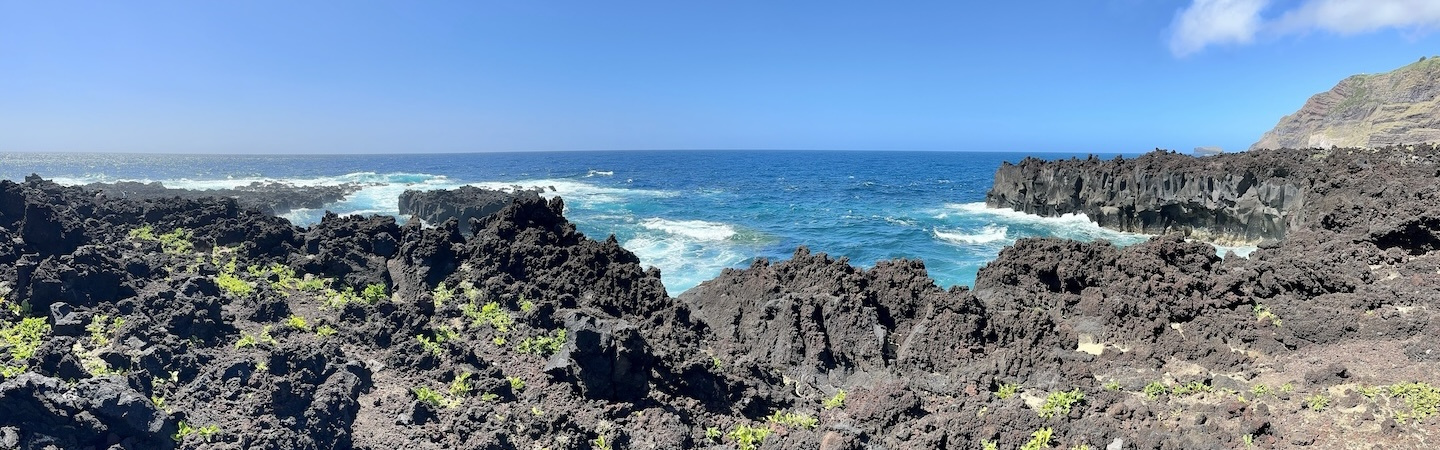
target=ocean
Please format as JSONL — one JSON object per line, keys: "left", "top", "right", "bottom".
{"left": 0, "top": 150, "right": 1215, "bottom": 295}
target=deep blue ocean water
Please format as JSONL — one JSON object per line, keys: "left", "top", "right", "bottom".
{"left": 0, "top": 150, "right": 1178, "bottom": 295}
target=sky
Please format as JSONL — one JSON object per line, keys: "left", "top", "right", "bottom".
{"left": 2, "top": 0, "right": 1439, "bottom": 154}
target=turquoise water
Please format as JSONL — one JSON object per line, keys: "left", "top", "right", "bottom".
{"left": 0, "top": 150, "right": 1156, "bottom": 295}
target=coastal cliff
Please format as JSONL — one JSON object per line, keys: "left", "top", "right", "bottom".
{"left": 4, "top": 149, "right": 1440, "bottom": 449}
{"left": 1252, "top": 57, "right": 1440, "bottom": 150}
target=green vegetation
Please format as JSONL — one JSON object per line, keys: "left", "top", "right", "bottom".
{"left": 1250, "top": 384, "right": 1270, "bottom": 397}
{"left": 235, "top": 333, "right": 258, "bottom": 349}
{"left": 1242, "top": 434, "right": 1256, "bottom": 448}
{"left": 1386, "top": 382, "right": 1440, "bottom": 423}
{"left": 412, "top": 386, "right": 453, "bottom": 408}
{"left": 507, "top": 376, "right": 525, "bottom": 391}
{"left": 520, "top": 299, "right": 536, "bottom": 312}
{"left": 284, "top": 314, "right": 309, "bottom": 331}
{"left": 2, "top": 317, "right": 50, "bottom": 361}
{"left": 151, "top": 394, "right": 167, "bottom": 411}
{"left": 216, "top": 273, "right": 253, "bottom": 297}
{"left": 823, "top": 389, "right": 847, "bottom": 409}
{"left": 1103, "top": 381, "right": 1121, "bottom": 391}
{"left": 768, "top": 411, "right": 819, "bottom": 429}
{"left": 531, "top": 406, "right": 544, "bottom": 417}
{"left": 417, "top": 334, "right": 444, "bottom": 357}
{"left": 1020, "top": 427, "right": 1054, "bottom": 450}
{"left": 1038, "top": 389, "right": 1085, "bottom": 419}
{"left": 591, "top": 434, "right": 611, "bottom": 450}
{"left": 361, "top": 284, "right": 387, "bottom": 304}
{"left": 1143, "top": 381, "right": 1167, "bottom": 399}
{"left": 1253, "top": 304, "right": 1282, "bottom": 327}
{"left": 86, "top": 315, "right": 124, "bottom": 347}
{"left": 128, "top": 224, "right": 156, "bottom": 241}
{"left": 0, "top": 365, "right": 25, "bottom": 377}
{"left": 517, "top": 329, "right": 567, "bottom": 356}
{"left": 158, "top": 228, "right": 195, "bottom": 255}
{"left": 321, "top": 287, "right": 362, "bottom": 309}
{"left": 449, "top": 372, "right": 474, "bottom": 397}
{"left": 727, "top": 424, "right": 771, "bottom": 450}
{"left": 315, "top": 325, "right": 337, "bottom": 338}
{"left": 172, "top": 421, "right": 219, "bottom": 443}
{"left": 705, "top": 426, "right": 722, "bottom": 441}
{"left": 982, "top": 441, "right": 999, "bottom": 450}
{"left": 996, "top": 382, "right": 1021, "bottom": 399}
{"left": 480, "top": 392, "right": 499, "bottom": 402}
{"left": 1173, "top": 381, "right": 1213, "bottom": 396}
{"left": 431, "top": 284, "right": 453, "bottom": 307}
{"left": 1305, "top": 393, "right": 1330, "bottom": 411}
{"left": 1279, "top": 382, "right": 1294, "bottom": 393}
{"left": 462, "top": 300, "right": 514, "bottom": 333}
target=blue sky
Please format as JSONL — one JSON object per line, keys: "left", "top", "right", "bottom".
{"left": 1, "top": 0, "right": 1438, "bottom": 154}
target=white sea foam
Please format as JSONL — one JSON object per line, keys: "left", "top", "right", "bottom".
{"left": 639, "top": 218, "right": 737, "bottom": 241}
{"left": 938, "top": 202, "right": 1150, "bottom": 245}
{"left": 585, "top": 170, "right": 614, "bottom": 177}
{"left": 933, "top": 225, "right": 1008, "bottom": 245}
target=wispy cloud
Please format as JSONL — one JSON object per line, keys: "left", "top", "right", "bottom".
{"left": 1169, "top": 0, "right": 1440, "bottom": 57}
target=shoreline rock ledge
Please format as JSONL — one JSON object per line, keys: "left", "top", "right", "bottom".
{"left": 985, "top": 150, "right": 1307, "bottom": 245}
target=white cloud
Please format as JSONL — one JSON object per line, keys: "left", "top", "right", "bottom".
{"left": 1169, "top": 0, "right": 1268, "bottom": 57}
{"left": 1169, "top": 0, "right": 1440, "bottom": 57}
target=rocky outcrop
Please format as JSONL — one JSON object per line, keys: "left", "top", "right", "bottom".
{"left": 4, "top": 154, "right": 1440, "bottom": 449}
{"left": 84, "top": 180, "right": 362, "bottom": 215}
{"left": 398, "top": 185, "right": 546, "bottom": 235}
{"left": 1253, "top": 57, "right": 1440, "bottom": 150}
{"left": 988, "top": 145, "right": 1440, "bottom": 245}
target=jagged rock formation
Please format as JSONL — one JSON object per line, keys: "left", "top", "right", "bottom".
{"left": 398, "top": 186, "right": 547, "bottom": 235}
{"left": 84, "top": 180, "right": 362, "bottom": 215}
{"left": 3, "top": 155, "right": 1440, "bottom": 449}
{"left": 987, "top": 145, "right": 1440, "bottom": 245}
{"left": 1252, "top": 57, "right": 1440, "bottom": 150}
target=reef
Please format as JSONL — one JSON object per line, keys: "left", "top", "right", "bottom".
{"left": 1, "top": 143, "right": 1440, "bottom": 449}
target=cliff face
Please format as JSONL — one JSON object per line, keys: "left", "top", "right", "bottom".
{"left": 1252, "top": 57, "right": 1440, "bottom": 150}
{"left": 986, "top": 151, "right": 1306, "bottom": 244}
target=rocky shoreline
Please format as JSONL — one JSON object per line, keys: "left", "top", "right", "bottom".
{"left": 2, "top": 145, "right": 1440, "bottom": 449}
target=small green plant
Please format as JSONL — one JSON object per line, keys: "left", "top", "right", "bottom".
{"left": 417, "top": 335, "right": 443, "bottom": 357}
{"left": 1253, "top": 304, "right": 1282, "bottom": 327}
{"left": 128, "top": 224, "right": 156, "bottom": 241}
{"left": 768, "top": 411, "right": 819, "bottom": 429}
{"left": 1173, "top": 381, "right": 1213, "bottom": 396}
{"left": 1038, "top": 389, "right": 1085, "bottom": 418}
{"left": 1020, "top": 427, "right": 1054, "bottom": 450}
{"left": 1143, "top": 381, "right": 1167, "bottom": 399}
{"left": 361, "top": 283, "right": 387, "bottom": 304}
{"left": 235, "top": 333, "right": 258, "bottom": 348}
{"left": 315, "top": 325, "right": 337, "bottom": 338}
{"left": 431, "top": 284, "right": 453, "bottom": 307}
{"left": 1251, "top": 384, "right": 1270, "bottom": 397}
{"left": 728, "top": 424, "right": 772, "bottom": 450}
{"left": 1071, "top": 445, "right": 1091, "bottom": 450}
{"left": 321, "top": 286, "right": 362, "bottom": 309}
{"left": 157, "top": 228, "right": 194, "bottom": 255}
{"left": 517, "top": 329, "right": 567, "bottom": 356}
{"left": 705, "top": 426, "right": 722, "bottom": 441}
{"left": 507, "top": 376, "right": 525, "bottom": 391}
{"left": 86, "top": 314, "right": 124, "bottom": 347}
{"left": 592, "top": 434, "right": 611, "bottom": 450}
{"left": 172, "top": 421, "right": 219, "bottom": 443}
{"left": 1357, "top": 384, "right": 1381, "bottom": 398}
{"left": 1279, "top": 382, "right": 1294, "bottom": 393}
{"left": 1305, "top": 393, "right": 1330, "bottom": 411}
{"left": 259, "top": 325, "right": 278, "bottom": 346}
{"left": 530, "top": 406, "right": 544, "bottom": 416}
{"left": 982, "top": 441, "right": 999, "bottom": 450}
{"left": 413, "top": 386, "right": 450, "bottom": 408}
{"left": 449, "top": 372, "right": 474, "bottom": 397}
{"left": 216, "top": 273, "right": 253, "bottom": 297}
{"left": 285, "top": 314, "right": 309, "bottom": 331}
{"left": 1103, "top": 381, "right": 1121, "bottom": 391}
{"left": 520, "top": 299, "right": 536, "bottom": 312}
{"left": 824, "top": 389, "right": 847, "bottom": 409}
{"left": 462, "top": 300, "right": 514, "bottom": 332}
{"left": 0, "top": 365, "right": 25, "bottom": 377}
{"left": 480, "top": 392, "right": 499, "bottom": 402}
{"left": 1386, "top": 382, "right": 1440, "bottom": 422}
{"left": 997, "top": 382, "right": 1022, "bottom": 399}
{"left": 711, "top": 356, "right": 723, "bottom": 370}
{"left": 1, "top": 317, "right": 50, "bottom": 361}
{"left": 151, "top": 394, "right": 167, "bottom": 411}
{"left": 492, "top": 336, "right": 507, "bottom": 346}
{"left": 1242, "top": 433, "right": 1255, "bottom": 448}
